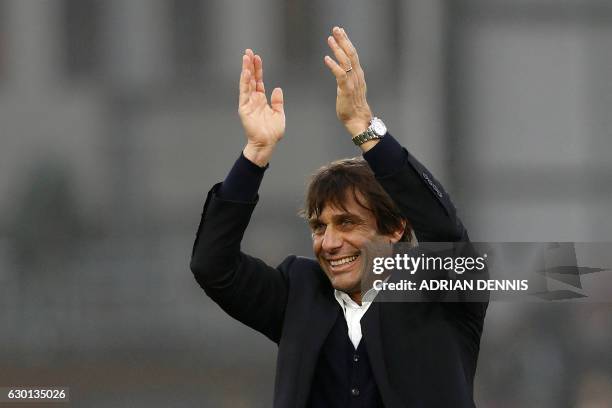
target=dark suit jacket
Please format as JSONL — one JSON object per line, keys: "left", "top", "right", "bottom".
{"left": 190, "top": 146, "right": 488, "bottom": 407}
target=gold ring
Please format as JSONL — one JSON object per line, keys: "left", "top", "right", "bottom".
{"left": 345, "top": 66, "right": 353, "bottom": 73}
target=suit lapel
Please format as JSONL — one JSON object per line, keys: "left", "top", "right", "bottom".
{"left": 294, "top": 280, "right": 339, "bottom": 407}
{"left": 362, "top": 302, "right": 404, "bottom": 408}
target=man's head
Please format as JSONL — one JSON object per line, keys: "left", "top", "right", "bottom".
{"left": 303, "top": 157, "right": 411, "bottom": 300}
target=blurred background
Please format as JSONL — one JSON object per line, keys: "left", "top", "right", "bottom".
{"left": 0, "top": 0, "right": 611, "bottom": 406}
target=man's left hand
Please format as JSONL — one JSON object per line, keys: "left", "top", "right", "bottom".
{"left": 324, "top": 26, "right": 373, "bottom": 138}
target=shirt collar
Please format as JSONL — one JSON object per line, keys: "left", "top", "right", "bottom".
{"left": 334, "top": 286, "right": 379, "bottom": 309}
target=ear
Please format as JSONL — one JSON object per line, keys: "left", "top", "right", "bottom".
{"left": 388, "top": 220, "right": 407, "bottom": 244}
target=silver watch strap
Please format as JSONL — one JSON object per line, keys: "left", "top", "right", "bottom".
{"left": 352, "top": 129, "right": 382, "bottom": 146}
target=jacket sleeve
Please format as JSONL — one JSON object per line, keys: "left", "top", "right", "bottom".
{"left": 367, "top": 135, "right": 488, "bottom": 331}
{"left": 190, "top": 183, "right": 291, "bottom": 344}
{"left": 366, "top": 134, "right": 467, "bottom": 243}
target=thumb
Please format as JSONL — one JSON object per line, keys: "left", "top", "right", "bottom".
{"left": 271, "top": 87, "right": 284, "bottom": 114}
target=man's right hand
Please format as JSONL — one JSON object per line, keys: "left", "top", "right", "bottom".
{"left": 239, "top": 49, "right": 285, "bottom": 167}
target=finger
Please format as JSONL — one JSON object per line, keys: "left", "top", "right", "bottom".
{"left": 239, "top": 54, "right": 251, "bottom": 107}
{"left": 327, "top": 35, "right": 352, "bottom": 72}
{"left": 332, "top": 26, "right": 360, "bottom": 69}
{"left": 323, "top": 55, "right": 348, "bottom": 86}
{"left": 270, "top": 87, "right": 284, "bottom": 114}
{"left": 254, "top": 54, "right": 265, "bottom": 93}
{"left": 245, "top": 48, "right": 257, "bottom": 93}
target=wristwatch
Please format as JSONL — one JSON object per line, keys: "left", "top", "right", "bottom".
{"left": 351, "top": 117, "right": 387, "bottom": 146}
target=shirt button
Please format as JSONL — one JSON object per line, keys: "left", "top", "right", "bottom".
{"left": 353, "top": 354, "right": 360, "bottom": 362}
{"left": 351, "top": 388, "right": 360, "bottom": 397}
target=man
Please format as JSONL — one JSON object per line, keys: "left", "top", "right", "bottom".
{"left": 191, "top": 27, "right": 487, "bottom": 407}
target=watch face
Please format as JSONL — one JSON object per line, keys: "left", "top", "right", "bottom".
{"left": 371, "top": 118, "right": 387, "bottom": 135}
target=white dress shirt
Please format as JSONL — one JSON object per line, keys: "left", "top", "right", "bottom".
{"left": 333, "top": 289, "right": 378, "bottom": 349}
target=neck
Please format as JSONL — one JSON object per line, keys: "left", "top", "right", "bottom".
{"left": 349, "top": 291, "right": 362, "bottom": 305}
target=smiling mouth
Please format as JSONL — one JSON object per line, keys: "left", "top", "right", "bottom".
{"left": 328, "top": 254, "right": 359, "bottom": 267}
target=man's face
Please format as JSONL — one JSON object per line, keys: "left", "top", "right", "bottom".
{"left": 310, "top": 192, "right": 402, "bottom": 298}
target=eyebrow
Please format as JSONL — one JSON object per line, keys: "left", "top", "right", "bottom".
{"left": 308, "top": 218, "right": 323, "bottom": 229}
{"left": 308, "top": 212, "right": 364, "bottom": 227}
{"left": 335, "top": 213, "right": 363, "bottom": 222}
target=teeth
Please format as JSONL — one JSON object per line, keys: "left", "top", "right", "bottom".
{"left": 329, "top": 255, "right": 358, "bottom": 267}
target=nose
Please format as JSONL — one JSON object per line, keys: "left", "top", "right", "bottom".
{"left": 321, "top": 226, "right": 342, "bottom": 253}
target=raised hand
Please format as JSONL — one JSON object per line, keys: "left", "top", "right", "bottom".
{"left": 239, "top": 49, "right": 285, "bottom": 167}
{"left": 323, "top": 27, "right": 373, "bottom": 139}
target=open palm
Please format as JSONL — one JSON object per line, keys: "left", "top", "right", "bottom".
{"left": 238, "top": 49, "right": 285, "bottom": 149}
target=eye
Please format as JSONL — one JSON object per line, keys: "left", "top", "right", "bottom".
{"left": 311, "top": 223, "right": 326, "bottom": 235}
{"left": 339, "top": 218, "right": 355, "bottom": 229}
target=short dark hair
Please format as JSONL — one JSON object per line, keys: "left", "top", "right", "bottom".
{"left": 302, "top": 157, "right": 411, "bottom": 241}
